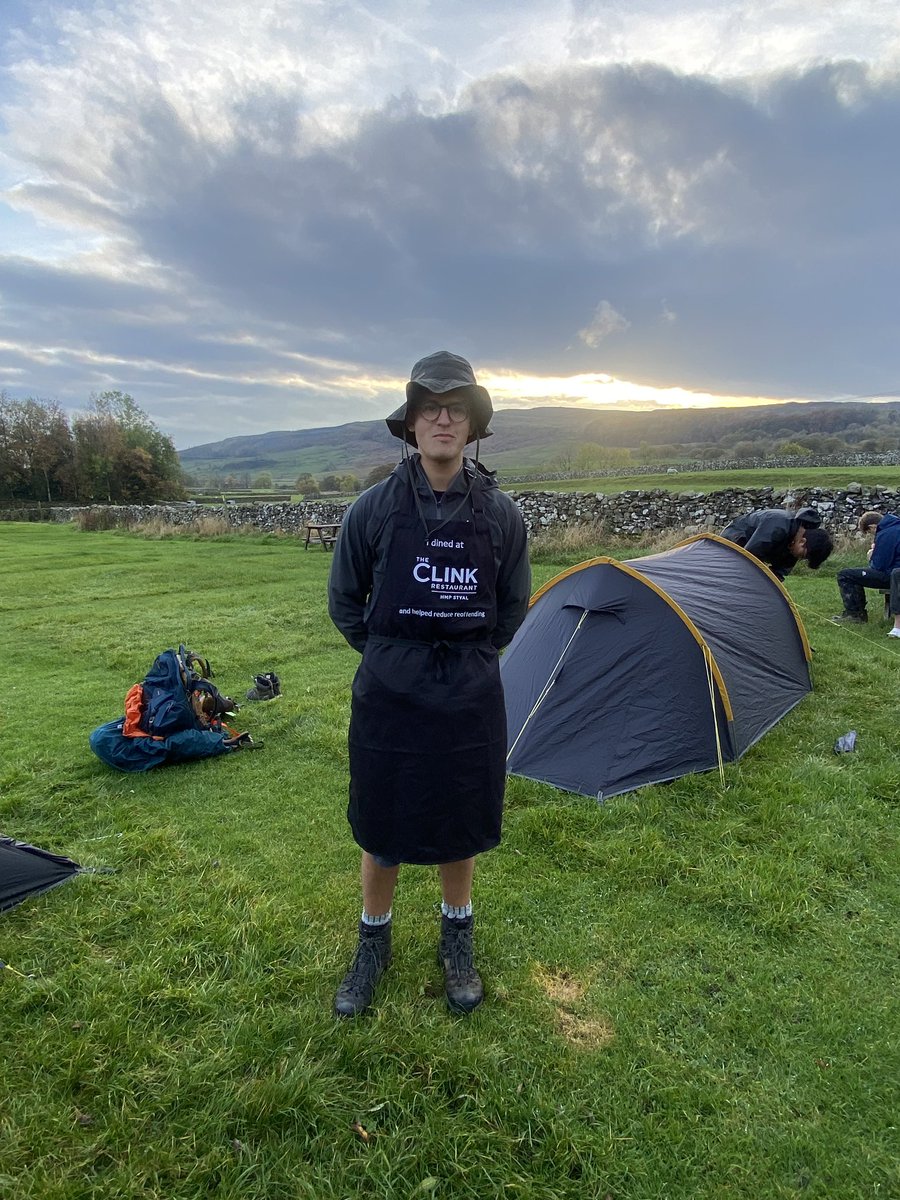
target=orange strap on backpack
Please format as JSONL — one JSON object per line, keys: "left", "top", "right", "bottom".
{"left": 122, "top": 683, "right": 158, "bottom": 739}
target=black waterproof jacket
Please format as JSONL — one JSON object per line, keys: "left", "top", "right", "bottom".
{"left": 720, "top": 507, "right": 820, "bottom": 579}
{"left": 328, "top": 456, "right": 530, "bottom": 652}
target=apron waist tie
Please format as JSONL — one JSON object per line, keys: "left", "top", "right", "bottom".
{"left": 366, "top": 635, "right": 493, "bottom": 649}
{"left": 366, "top": 635, "right": 493, "bottom": 685}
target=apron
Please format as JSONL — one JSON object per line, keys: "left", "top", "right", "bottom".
{"left": 347, "top": 484, "right": 506, "bottom": 865}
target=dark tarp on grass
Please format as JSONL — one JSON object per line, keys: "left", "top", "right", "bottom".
{"left": 501, "top": 534, "right": 812, "bottom": 801}
{"left": 0, "top": 836, "right": 81, "bottom": 913}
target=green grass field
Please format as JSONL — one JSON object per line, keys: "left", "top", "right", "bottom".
{"left": 1, "top": 522, "right": 898, "bottom": 1200}
{"left": 508, "top": 464, "right": 900, "bottom": 494}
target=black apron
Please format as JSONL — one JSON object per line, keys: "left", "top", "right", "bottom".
{"left": 347, "top": 485, "right": 506, "bottom": 865}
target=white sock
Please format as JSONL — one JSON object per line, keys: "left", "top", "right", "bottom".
{"left": 441, "top": 901, "right": 473, "bottom": 921}
{"left": 361, "top": 909, "right": 392, "bottom": 927}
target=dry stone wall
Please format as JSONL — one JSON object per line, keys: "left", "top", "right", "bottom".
{"left": 511, "top": 483, "right": 900, "bottom": 537}
{"left": 0, "top": 500, "right": 347, "bottom": 530}
{"left": 3, "top": 482, "right": 899, "bottom": 538}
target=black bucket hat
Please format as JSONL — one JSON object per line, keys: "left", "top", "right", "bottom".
{"left": 385, "top": 350, "right": 493, "bottom": 446}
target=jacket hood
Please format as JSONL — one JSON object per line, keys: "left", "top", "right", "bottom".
{"left": 877, "top": 513, "right": 900, "bottom": 532}
{"left": 391, "top": 454, "right": 498, "bottom": 494}
{"left": 794, "top": 506, "right": 822, "bottom": 528}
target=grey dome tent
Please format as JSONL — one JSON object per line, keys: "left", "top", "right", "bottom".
{"left": 501, "top": 534, "right": 812, "bottom": 801}
{"left": 0, "top": 836, "right": 82, "bottom": 913}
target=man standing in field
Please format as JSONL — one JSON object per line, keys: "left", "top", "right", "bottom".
{"left": 719, "top": 506, "right": 833, "bottom": 580}
{"left": 327, "top": 351, "right": 531, "bottom": 1017}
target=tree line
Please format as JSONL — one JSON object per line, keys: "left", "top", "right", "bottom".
{"left": 550, "top": 432, "right": 900, "bottom": 474}
{"left": 0, "top": 392, "right": 185, "bottom": 505}
{"left": 184, "top": 465, "right": 398, "bottom": 496}
{"left": 293, "top": 465, "right": 397, "bottom": 495}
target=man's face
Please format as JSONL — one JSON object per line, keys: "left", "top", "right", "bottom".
{"left": 790, "top": 528, "right": 808, "bottom": 558}
{"left": 408, "top": 388, "right": 473, "bottom": 464}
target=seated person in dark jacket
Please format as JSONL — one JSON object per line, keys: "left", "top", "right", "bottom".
{"left": 858, "top": 510, "right": 882, "bottom": 553}
{"left": 719, "top": 507, "right": 833, "bottom": 580}
{"left": 833, "top": 511, "right": 900, "bottom": 634}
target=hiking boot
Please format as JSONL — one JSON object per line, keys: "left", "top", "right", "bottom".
{"left": 438, "top": 915, "right": 483, "bottom": 1014}
{"left": 831, "top": 612, "right": 867, "bottom": 624}
{"left": 334, "top": 922, "right": 392, "bottom": 1018}
{"left": 245, "top": 672, "right": 281, "bottom": 701}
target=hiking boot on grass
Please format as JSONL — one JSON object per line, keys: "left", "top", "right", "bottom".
{"left": 334, "top": 922, "right": 392, "bottom": 1018}
{"left": 438, "top": 915, "right": 484, "bottom": 1014}
{"left": 831, "top": 612, "right": 867, "bottom": 624}
{"left": 245, "top": 672, "right": 281, "bottom": 701}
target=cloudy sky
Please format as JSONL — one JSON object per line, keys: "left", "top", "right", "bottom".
{"left": 1, "top": 1, "right": 897, "bottom": 449}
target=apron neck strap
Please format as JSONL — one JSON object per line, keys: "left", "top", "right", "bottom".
{"left": 404, "top": 453, "right": 480, "bottom": 539}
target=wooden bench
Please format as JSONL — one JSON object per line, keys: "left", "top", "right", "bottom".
{"left": 304, "top": 522, "right": 341, "bottom": 550}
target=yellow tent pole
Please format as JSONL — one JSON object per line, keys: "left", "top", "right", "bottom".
{"left": 703, "top": 643, "right": 727, "bottom": 786}
{"left": 677, "top": 533, "right": 812, "bottom": 662}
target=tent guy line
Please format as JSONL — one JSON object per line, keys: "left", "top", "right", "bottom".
{"left": 506, "top": 609, "right": 589, "bottom": 763}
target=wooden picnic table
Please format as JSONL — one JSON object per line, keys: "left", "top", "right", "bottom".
{"left": 304, "top": 522, "right": 342, "bottom": 550}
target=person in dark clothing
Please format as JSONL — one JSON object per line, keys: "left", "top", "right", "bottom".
{"left": 858, "top": 510, "right": 882, "bottom": 549}
{"left": 719, "top": 507, "right": 833, "bottom": 580}
{"left": 327, "top": 351, "right": 531, "bottom": 1018}
{"left": 833, "top": 512, "right": 900, "bottom": 634}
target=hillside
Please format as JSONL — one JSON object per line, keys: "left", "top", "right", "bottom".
{"left": 178, "top": 401, "right": 900, "bottom": 484}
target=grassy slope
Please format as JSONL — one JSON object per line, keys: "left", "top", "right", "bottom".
{"left": 197, "top": 464, "right": 900, "bottom": 497}
{"left": 509, "top": 465, "right": 900, "bottom": 493}
{"left": 1, "top": 523, "right": 898, "bottom": 1200}
{"left": 178, "top": 401, "right": 900, "bottom": 484}
{"left": 183, "top": 450, "right": 900, "bottom": 492}
{"left": 180, "top": 438, "right": 585, "bottom": 485}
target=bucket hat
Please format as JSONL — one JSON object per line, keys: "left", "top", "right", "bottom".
{"left": 385, "top": 350, "right": 493, "bottom": 446}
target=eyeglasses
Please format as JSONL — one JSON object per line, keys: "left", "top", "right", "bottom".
{"left": 417, "top": 400, "right": 470, "bottom": 423}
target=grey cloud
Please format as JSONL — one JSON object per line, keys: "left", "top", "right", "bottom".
{"left": 4, "top": 180, "right": 119, "bottom": 232}
{"left": 3, "top": 53, "right": 899, "bottom": 440}
{"left": 579, "top": 301, "right": 630, "bottom": 347}
{"left": 139, "top": 60, "right": 893, "bottom": 394}
{"left": 0, "top": 255, "right": 165, "bottom": 314}
{"left": 0, "top": 326, "right": 377, "bottom": 447}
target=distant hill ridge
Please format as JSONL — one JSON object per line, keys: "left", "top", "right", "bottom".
{"left": 178, "top": 401, "right": 900, "bottom": 481}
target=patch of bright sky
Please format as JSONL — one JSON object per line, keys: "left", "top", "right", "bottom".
{"left": 0, "top": 198, "right": 100, "bottom": 261}
{"left": 339, "top": 365, "right": 801, "bottom": 422}
{"left": 483, "top": 370, "right": 794, "bottom": 412}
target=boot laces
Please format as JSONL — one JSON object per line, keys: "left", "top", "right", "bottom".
{"left": 442, "top": 924, "right": 477, "bottom": 983}
{"left": 340, "top": 937, "right": 386, "bottom": 1000}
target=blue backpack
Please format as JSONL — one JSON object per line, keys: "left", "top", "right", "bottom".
{"left": 140, "top": 645, "right": 234, "bottom": 737}
{"left": 89, "top": 645, "right": 259, "bottom": 773}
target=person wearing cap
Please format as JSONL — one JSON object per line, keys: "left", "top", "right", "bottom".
{"left": 327, "top": 351, "right": 530, "bottom": 1018}
{"left": 718, "top": 506, "right": 833, "bottom": 580}
{"left": 833, "top": 510, "right": 900, "bottom": 633}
